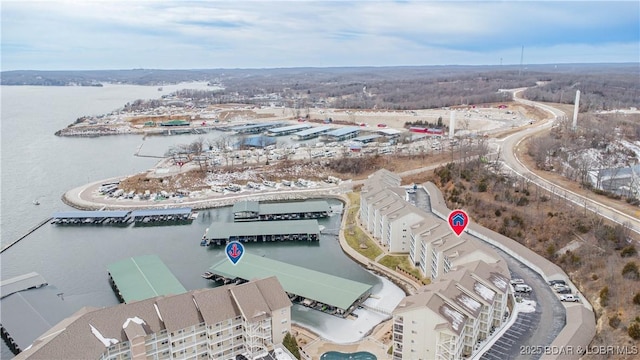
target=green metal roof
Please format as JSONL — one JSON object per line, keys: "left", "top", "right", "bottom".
{"left": 258, "top": 201, "right": 330, "bottom": 215}
{"left": 208, "top": 220, "right": 319, "bottom": 239}
{"left": 107, "top": 255, "right": 187, "bottom": 303}
{"left": 210, "top": 253, "right": 372, "bottom": 310}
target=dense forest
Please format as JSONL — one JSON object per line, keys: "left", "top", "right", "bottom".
{"left": 2, "top": 64, "right": 637, "bottom": 110}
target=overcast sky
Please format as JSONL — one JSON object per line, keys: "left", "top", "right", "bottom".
{"left": 2, "top": 1, "right": 638, "bottom": 71}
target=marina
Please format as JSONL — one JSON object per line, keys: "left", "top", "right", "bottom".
{"left": 207, "top": 253, "right": 373, "bottom": 317}
{"left": 232, "top": 200, "right": 331, "bottom": 222}
{"left": 201, "top": 219, "right": 320, "bottom": 246}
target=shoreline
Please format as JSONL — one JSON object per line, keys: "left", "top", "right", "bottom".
{"left": 60, "top": 174, "right": 403, "bottom": 358}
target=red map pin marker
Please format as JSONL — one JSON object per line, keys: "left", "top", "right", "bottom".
{"left": 448, "top": 209, "right": 469, "bottom": 236}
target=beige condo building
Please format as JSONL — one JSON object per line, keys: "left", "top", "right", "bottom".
{"left": 15, "top": 277, "right": 292, "bottom": 360}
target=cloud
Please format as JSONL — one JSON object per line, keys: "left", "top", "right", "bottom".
{"left": 1, "top": 0, "right": 638, "bottom": 70}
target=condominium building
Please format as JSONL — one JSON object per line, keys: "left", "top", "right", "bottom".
{"left": 392, "top": 261, "right": 511, "bottom": 360}
{"left": 15, "top": 277, "right": 291, "bottom": 360}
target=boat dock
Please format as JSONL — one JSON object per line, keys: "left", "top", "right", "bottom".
{"left": 207, "top": 253, "right": 372, "bottom": 317}
{"left": 107, "top": 255, "right": 187, "bottom": 303}
{"left": 201, "top": 219, "right": 320, "bottom": 246}
{"left": 130, "top": 207, "right": 194, "bottom": 224}
{"left": 232, "top": 200, "right": 330, "bottom": 222}
{"left": 1, "top": 273, "right": 74, "bottom": 355}
{"left": 51, "top": 210, "right": 131, "bottom": 225}
{"left": 49, "top": 208, "right": 196, "bottom": 226}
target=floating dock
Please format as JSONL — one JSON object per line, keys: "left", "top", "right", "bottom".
{"left": 208, "top": 253, "right": 372, "bottom": 317}
{"left": 1, "top": 273, "right": 74, "bottom": 355}
{"left": 233, "top": 200, "right": 330, "bottom": 222}
{"left": 107, "top": 255, "right": 187, "bottom": 303}
{"left": 50, "top": 208, "right": 196, "bottom": 226}
{"left": 130, "top": 207, "right": 193, "bottom": 223}
{"left": 293, "top": 125, "right": 333, "bottom": 140}
{"left": 51, "top": 210, "right": 130, "bottom": 225}
{"left": 202, "top": 219, "right": 320, "bottom": 246}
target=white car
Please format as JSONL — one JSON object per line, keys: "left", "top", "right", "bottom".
{"left": 560, "top": 294, "right": 580, "bottom": 302}
{"left": 514, "top": 284, "right": 532, "bottom": 293}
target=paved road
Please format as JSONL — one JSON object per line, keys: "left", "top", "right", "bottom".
{"left": 498, "top": 90, "right": 640, "bottom": 237}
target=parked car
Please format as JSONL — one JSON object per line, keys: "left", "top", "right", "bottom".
{"left": 560, "top": 294, "right": 580, "bottom": 302}
{"left": 514, "top": 284, "right": 532, "bottom": 293}
{"left": 549, "top": 279, "right": 566, "bottom": 286}
{"left": 510, "top": 279, "right": 525, "bottom": 285}
{"left": 556, "top": 286, "right": 572, "bottom": 294}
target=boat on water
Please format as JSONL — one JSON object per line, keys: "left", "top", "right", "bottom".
{"left": 32, "top": 199, "right": 40, "bottom": 205}
{"left": 201, "top": 271, "right": 215, "bottom": 279}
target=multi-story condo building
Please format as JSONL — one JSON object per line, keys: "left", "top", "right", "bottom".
{"left": 392, "top": 261, "right": 511, "bottom": 360}
{"left": 15, "top": 277, "right": 291, "bottom": 360}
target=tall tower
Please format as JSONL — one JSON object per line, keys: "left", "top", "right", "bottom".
{"left": 572, "top": 90, "right": 580, "bottom": 130}
{"left": 449, "top": 111, "right": 456, "bottom": 139}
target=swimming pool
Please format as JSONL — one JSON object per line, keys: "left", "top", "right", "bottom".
{"left": 320, "top": 351, "right": 377, "bottom": 360}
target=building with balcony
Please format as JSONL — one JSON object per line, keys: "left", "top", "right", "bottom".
{"left": 14, "top": 277, "right": 292, "bottom": 360}
{"left": 392, "top": 261, "right": 510, "bottom": 360}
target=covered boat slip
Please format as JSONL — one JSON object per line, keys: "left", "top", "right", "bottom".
{"left": 50, "top": 210, "right": 130, "bottom": 225}
{"left": 130, "top": 207, "right": 193, "bottom": 223}
{"left": 0, "top": 273, "right": 74, "bottom": 355}
{"left": 209, "top": 253, "right": 372, "bottom": 316}
{"left": 232, "top": 200, "right": 330, "bottom": 222}
{"left": 202, "top": 219, "right": 320, "bottom": 246}
{"left": 107, "top": 255, "right": 187, "bottom": 303}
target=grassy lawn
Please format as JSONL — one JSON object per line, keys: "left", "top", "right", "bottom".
{"left": 343, "top": 192, "right": 382, "bottom": 261}
{"left": 379, "top": 255, "right": 430, "bottom": 285}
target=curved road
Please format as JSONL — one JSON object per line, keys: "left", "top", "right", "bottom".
{"left": 498, "top": 90, "right": 640, "bottom": 237}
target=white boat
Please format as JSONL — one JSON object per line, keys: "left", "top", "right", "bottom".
{"left": 32, "top": 199, "right": 40, "bottom": 205}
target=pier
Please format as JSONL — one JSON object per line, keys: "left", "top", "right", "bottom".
{"left": 232, "top": 200, "right": 330, "bottom": 222}
{"left": 207, "top": 253, "right": 372, "bottom": 317}
{"left": 201, "top": 219, "right": 320, "bottom": 246}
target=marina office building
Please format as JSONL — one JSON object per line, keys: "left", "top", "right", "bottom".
{"left": 15, "top": 277, "right": 292, "bottom": 360}
{"left": 359, "top": 170, "right": 511, "bottom": 360}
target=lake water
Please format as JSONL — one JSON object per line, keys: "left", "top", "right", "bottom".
{"left": 0, "top": 84, "right": 397, "bottom": 357}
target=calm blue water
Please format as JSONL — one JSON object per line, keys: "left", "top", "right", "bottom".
{"left": 0, "top": 84, "right": 382, "bottom": 357}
